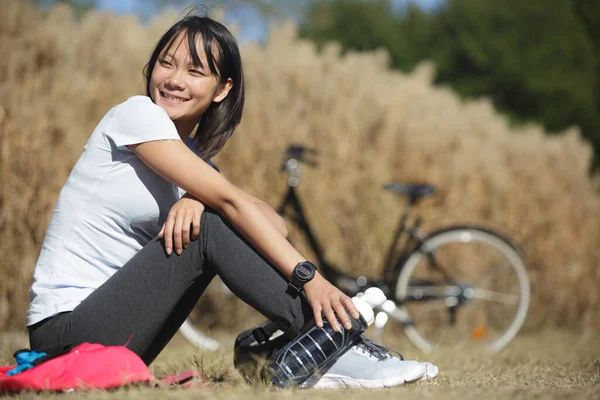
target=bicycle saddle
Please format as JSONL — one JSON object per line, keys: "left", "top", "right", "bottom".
{"left": 383, "top": 182, "right": 436, "bottom": 199}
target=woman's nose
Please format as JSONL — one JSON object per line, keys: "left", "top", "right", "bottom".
{"left": 165, "top": 69, "right": 186, "bottom": 90}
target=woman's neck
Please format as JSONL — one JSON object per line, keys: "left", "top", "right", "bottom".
{"left": 174, "top": 120, "right": 196, "bottom": 141}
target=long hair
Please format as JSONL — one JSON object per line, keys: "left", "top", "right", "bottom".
{"left": 143, "top": 10, "right": 244, "bottom": 160}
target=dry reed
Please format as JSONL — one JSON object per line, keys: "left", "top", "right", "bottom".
{"left": 0, "top": 1, "right": 598, "bottom": 332}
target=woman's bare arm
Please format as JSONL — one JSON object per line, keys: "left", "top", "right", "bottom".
{"left": 130, "top": 140, "right": 298, "bottom": 274}
{"left": 129, "top": 140, "right": 359, "bottom": 330}
{"left": 243, "top": 193, "right": 288, "bottom": 238}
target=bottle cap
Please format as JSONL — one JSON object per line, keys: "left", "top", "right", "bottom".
{"left": 352, "top": 288, "right": 387, "bottom": 326}
{"left": 361, "top": 288, "right": 387, "bottom": 308}
{"left": 352, "top": 296, "right": 375, "bottom": 325}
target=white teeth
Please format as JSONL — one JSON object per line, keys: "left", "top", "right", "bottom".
{"left": 162, "top": 92, "right": 187, "bottom": 102}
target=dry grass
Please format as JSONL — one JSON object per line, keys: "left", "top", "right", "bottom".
{"left": 1, "top": 329, "right": 598, "bottom": 399}
{"left": 0, "top": 0, "right": 599, "bottom": 335}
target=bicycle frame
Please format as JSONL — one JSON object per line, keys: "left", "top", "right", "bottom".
{"left": 180, "top": 146, "right": 529, "bottom": 353}
{"left": 277, "top": 151, "right": 460, "bottom": 303}
{"left": 277, "top": 178, "right": 423, "bottom": 299}
{"left": 273, "top": 147, "right": 531, "bottom": 354}
{"left": 277, "top": 186, "right": 357, "bottom": 288}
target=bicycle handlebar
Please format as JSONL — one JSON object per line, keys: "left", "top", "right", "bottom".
{"left": 282, "top": 144, "right": 319, "bottom": 168}
{"left": 280, "top": 144, "right": 319, "bottom": 187}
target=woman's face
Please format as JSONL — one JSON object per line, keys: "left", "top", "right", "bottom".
{"left": 149, "top": 31, "right": 232, "bottom": 137}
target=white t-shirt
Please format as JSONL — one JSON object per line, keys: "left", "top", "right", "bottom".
{"left": 27, "top": 95, "right": 191, "bottom": 326}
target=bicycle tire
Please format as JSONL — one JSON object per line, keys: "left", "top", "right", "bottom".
{"left": 394, "top": 226, "right": 530, "bottom": 353}
{"left": 178, "top": 319, "right": 221, "bottom": 351}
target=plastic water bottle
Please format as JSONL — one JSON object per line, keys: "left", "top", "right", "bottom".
{"left": 264, "top": 288, "right": 387, "bottom": 388}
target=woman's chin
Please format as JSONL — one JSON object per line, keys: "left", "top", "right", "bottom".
{"left": 158, "top": 106, "right": 184, "bottom": 121}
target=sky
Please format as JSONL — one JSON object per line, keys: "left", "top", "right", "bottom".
{"left": 95, "top": 0, "right": 445, "bottom": 13}
{"left": 94, "top": 0, "right": 446, "bottom": 42}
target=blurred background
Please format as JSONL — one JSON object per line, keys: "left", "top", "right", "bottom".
{"left": 0, "top": 0, "right": 599, "bottom": 338}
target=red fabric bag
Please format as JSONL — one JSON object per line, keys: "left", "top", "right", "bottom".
{"left": 0, "top": 343, "right": 153, "bottom": 392}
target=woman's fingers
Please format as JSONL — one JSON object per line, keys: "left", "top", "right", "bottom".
{"left": 312, "top": 303, "right": 323, "bottom": 328}
{"left": 191, "top": 208, "right": 202, "bottom": 240}
{"left": 173, "top": 213, "right": 184, "bottom": 255}
{"left": 164, "top": 206, "right": 203, "bottom": 255}
{"left": 332, "top": 299, "right": 353, "bottom": 330}
{"left": 323, "top": 306, "right": 341, "bottom": 332}
{"left": 342, "top": 295, "right": 361, "bottom": 320}
{"left": 163, "top": 214, "right": 176, "bottom": 255}
{"left": 162, "top": 197, "right": 204, "bottom": 256}
{"left": 313, "top": 295, "right": 352, "bottom": 332}
{"left": 181, "top": 209, "right": 194, "bottom": 249}
{"left": 305, "top": 275, "right": 361, "bottom": 332}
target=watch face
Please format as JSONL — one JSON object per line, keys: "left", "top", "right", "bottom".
{"left": 295, "top": 262, "right": 315, "bottom": 281}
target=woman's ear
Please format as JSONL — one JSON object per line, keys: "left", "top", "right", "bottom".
{"left": 213, "top": 78, "right": 233, "bottom": 103}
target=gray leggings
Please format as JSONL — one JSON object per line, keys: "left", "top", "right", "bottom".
{"left": 28, "top": 210, "right": 312, "bottom": 365}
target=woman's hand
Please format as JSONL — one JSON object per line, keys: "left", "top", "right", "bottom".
{"left": 159, "top": 193, "right": 205, "bottom": 255}
{"left": 303, "top": 273, "right": 361, "bottom": 332}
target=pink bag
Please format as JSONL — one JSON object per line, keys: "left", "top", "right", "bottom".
{"left": 0, "top": 343, "right": 153, "bottom": 392}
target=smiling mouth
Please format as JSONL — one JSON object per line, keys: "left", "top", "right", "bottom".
{"left": 160, "top": 91, "right": 190, "bottom": 103}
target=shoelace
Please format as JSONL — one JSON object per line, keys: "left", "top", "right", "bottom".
{"left": 356, "top": 336, "right": 404, "bottom": 361}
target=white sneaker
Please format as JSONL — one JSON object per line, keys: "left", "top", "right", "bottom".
{"left": 313, "top": 337, "right": 426, "bottom": 389}
{"left": 420, "top": 362, "right": 439, "bottom": 380}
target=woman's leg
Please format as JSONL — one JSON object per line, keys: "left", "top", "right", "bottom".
{"left": 29, "top": 210, "right": 312, "bottom": 365}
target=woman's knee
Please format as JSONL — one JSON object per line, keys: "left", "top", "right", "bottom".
{"left": 200, "top": 209, "right": 226, "bottom": 230}
{"left": 200, "top": 209, "right": 245, "bottom": 249}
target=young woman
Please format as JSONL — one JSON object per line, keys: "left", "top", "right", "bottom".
{"left": 26, "top": 10, "right": 437, "bottom": 388}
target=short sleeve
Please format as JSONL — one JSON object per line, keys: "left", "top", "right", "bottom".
{"left": 104, "top": 96, "right": 180, "bottom": 150}
{"left": 184, "top": 137, "right": 220, "bottom": 171}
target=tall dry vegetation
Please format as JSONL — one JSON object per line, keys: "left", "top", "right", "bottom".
{"left": 1, "top": 1, "right": 599, "bottom": 332}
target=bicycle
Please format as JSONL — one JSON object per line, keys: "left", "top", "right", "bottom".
{"left": 275, "top": 145, "right": 530, "bottom": 353}
{"left": 179, "top": 144, "right": 530, "bottom": 353}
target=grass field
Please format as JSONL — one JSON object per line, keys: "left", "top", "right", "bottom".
{"left": 1, "top": 329, "right": 598, "bottom": 399}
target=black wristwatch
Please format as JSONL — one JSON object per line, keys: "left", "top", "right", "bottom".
{"left": 288, "top": 261, "right": 317, "bottom": 294}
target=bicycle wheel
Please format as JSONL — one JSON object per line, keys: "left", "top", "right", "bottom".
{"left": 178, "top": 319, "right": 221, "bottom": 351}
{"left": 394, "top": 226, "right": 530, "bottom": 353}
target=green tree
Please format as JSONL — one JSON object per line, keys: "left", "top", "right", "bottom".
{"left": 429, "top": 0, "right": 598, "bottom": 151}
{"left": 300, "top": 0, "right": 432, "bottom": 72}
{"left": 300, "top": 0, "right": 600, "bottom": 168}
{"left": 572, "top": 0, "right": 600, "bottom": 162}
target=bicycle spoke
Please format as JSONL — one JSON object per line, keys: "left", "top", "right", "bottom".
{"left": 396, "top": 228, "right": 530, "bottom": 353}
{"left": 471, "top": 260, "right": 514, "bottom": 289}
{"left": 471, "top": 288, "right": 520, "bottom": 305}
{"left": 407, "top": 285, "right": 459, "bottom": 298}
{"left": 408, "top": 301, "right": 449, "bottom": 314}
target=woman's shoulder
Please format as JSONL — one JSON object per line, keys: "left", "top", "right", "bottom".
{"left": 107, "top": 95, "right": 175, "bottom": 131}
{"left": 102, "top": 95, "right": 179, "bottom": 147}
{"left": 120, "top": 95, "right": 156, "bottom": 107}
{"left": 113, "top": 95, "right": 168, "bottom": 118}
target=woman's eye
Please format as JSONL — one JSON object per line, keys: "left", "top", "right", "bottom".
{"left": 189, "top": 69, "right": 203, "bottom": 76}
{"left": 158, "top": 59, "right": 173, "bottom": 67}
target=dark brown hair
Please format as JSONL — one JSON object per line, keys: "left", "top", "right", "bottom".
{"left": 143, "top": 9, "right": 244, "bottom": 160}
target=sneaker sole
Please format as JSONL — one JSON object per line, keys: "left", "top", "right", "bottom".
{"left": 313, "top": 370, "right": 425, "bottom": 389}
{"left": 420, "top": 362, "right": 439, "bottom": 381}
